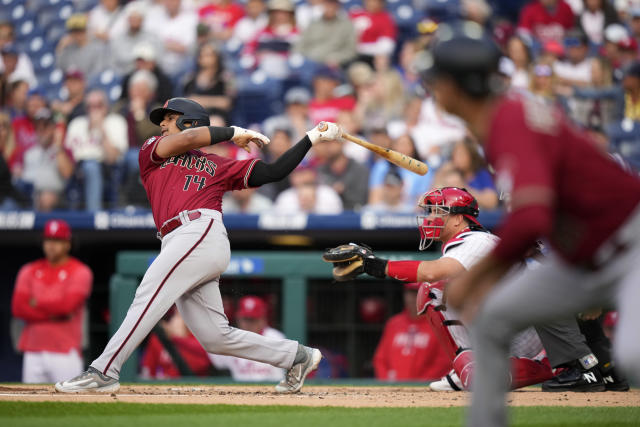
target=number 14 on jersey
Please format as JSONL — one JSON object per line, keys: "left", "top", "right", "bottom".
{"left": 183, "top": 175, "right": 206, "bottom": 191}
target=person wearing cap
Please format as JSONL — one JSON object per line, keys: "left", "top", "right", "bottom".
{"left": 56, "top": 13, "right": 111, "bottom": 79}
{"left": 109, "top": 3, "right": 159, "bottom": 75}
{"left": 208, "top": 296, "right": 288, "bottom": 382}
{"left": 263, "top": 87, "right": 313, "bottom": 143}
{"left": 50, "top": 68, "right": 87, "bottom": 125}
{"left": 294, "top": 0, "right": 357, "bottom": 68}
{"left": 309, "top": 66, "right": 356, "bottom": 124}
{"left": 118, "top": 42, "right": 173, "bottom": 105}
{"left": 244, "top": 0, "right": 299, "bottom": 79}
{"left": 373, "top": 282, "right": 452, "bottom": 381}
{"left": 7, "top": 88, "right": 47, "bottom": 179}
{"left": 63, "top": 89, "right": 128, "bottom": 211}
{"left": 554, "top": 29, "right": 595, "bottom": 87}
{"left": 21, "top": 107, "right": 74, "bottom": 211}
{"left": 11, "top": 219, "right": 93, "bottom": 384}
{"left": 362, "top": 169, "right": 414, "bottom": 213}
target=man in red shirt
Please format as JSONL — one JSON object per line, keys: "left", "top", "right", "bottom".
{"left": 11, "top": 219, "right": 92, "bottom": 383}
{"left": 423, "top": 23, "right": 640, "bottom": 426}
{"left": 308, "top": 67, "right": 356, "bottom": 124}
{"left": 373, "top": 282, "right": 451, "bottom": 381}
{"left": 55, "top": 98, "right": 341, "bottom": 394}
{"left": 198, "top": 0, "right": 245, "bottom": 41}
{"left": 349, "top": 0, "right": 397, "bottom": 62}
{"left": 518, "top": 0, "right": 575, "bottom": 43}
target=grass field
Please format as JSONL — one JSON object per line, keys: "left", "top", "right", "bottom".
{"left": 1, "top": 402, "right": 639, "bottom": 427}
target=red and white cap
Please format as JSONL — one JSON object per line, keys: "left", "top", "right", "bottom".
{"left": 43, "top": 219, "right": 72, "bottom": 240}
{"left": 236, "top": 296, "right": 267, "bottom": 319}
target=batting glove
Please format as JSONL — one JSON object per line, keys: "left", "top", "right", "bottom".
{"left": 306, "top": 122, "right": 342, "bottom": 145}
{"left": 231, "top": 126, "right": 270, "bottom": 152}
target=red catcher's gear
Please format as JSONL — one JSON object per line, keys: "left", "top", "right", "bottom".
{"left": 417, "top": 187, "right": 481, "bottom": 250}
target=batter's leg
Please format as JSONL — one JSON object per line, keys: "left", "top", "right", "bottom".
{"left": 91, "top": 218, "right": 225, "bottom": 378}
{"left": 612, "top": 262, "right": 640, "bottom": 385}
{"left": 176, "top": 278, "right": 297, "bottom": 369}
{"left": 469, "top": 258, "right": 606, "bottom": 427}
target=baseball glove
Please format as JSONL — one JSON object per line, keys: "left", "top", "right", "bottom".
{"left": 322, "top": 243, "right": 375, "bottom": 281}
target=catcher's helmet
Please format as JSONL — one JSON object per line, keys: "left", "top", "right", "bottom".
{"left": 419, "top": 21, "right": 503, "bottom": 98}
{"left": 149, "top": 97, "right": 210, "bottom": 130}
{"left": 416, "top": 187, "right": 481, "bottom": 250}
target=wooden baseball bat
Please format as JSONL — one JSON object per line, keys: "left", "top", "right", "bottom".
{"left": 318, "top": 122, "right": 429, "bottom": 176}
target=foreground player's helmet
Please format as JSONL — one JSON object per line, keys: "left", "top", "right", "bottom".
{"left": 150, "top": 97, "right": 210, "bottom": 130}
{"left": 418, "top": 21, "right": 503, "bottom": 98}
{"left": 416, "top": 187, "right": 480, "bottom": 250}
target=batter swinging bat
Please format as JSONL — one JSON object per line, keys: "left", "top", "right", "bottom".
{"left": 317, "top": 122, "right": 429, "bottom": 176}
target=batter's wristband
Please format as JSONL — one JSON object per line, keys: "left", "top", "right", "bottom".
{"left": 208, "top": 126, "right": 235, "bottom": 145}
{"left": 387, "top": 260, "right": 421, "bottom": 282}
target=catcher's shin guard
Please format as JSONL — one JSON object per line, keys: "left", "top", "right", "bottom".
{"left": 452, "top": 350, "right": 474, "bottom": 389}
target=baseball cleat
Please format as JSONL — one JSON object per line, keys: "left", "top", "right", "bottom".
{"left": 541, "top": 366, "right": 605, "bottom": 392}
{"left": 275, "top": 346, "right": 322, "bottom": 393}
{"left": 55, "top": 366, "right": 120, "bottom": 393}
{"left": 603, "top": 370, "right": 630, "bottom": 392}
{"left": 430, "top": 370, "right": 463, "bottom": 391}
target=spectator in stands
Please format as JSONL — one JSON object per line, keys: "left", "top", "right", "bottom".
{"left": 56, "top": 13, "right": 111, "bottom": 79}
{"left": 0, "top": 111, "right": 27, "bottom": 210}
{"left": 362, "top": 170, "right": 414, "bottom": 213}
{"left": 2, "top": 79, "right": 28, "bottom": 119}
{"left": 209, "top": 296, "right": 286, "bottom": 382}
{"left": 51, "top": 69, "right": 87, "bottom": 125}
{"left": 602, "top": 23, "right": 632, "bottom": 82}
{"left": 368, "top": 134, "right": 433, "bottom": 207}
{"left": 182, "top": 42, "right": 232, "bottom": 119}
{"left": 315, "top": 137, "right": 369, "bottom": 211}
{"left": 263, "top": 87, "right": 312, "bottom": 142}
{"left": 21, "top": 108, "right": 74, "bottom": 211}
{"left": 518, "top": 0, "right": 575, "bottom": 43}
{"left": 506, "top": 35, "right": 533, "bottom": 90}
{"left": 0, "top": 39, "right": 36, "bottom": 91}
{"left": 244, "top": 0, "right": 299, "bottom": 80}
{"left": 140, "top": 307, "right": 212, "bottom": 379}
{"left": 396, "top": 40, "right": 423, "bottom": 95}
{"left": 438, "top": 138, "right": 499, "bottom": 210}
{"left": 373, "top": 282, "right": 452, "bottom": 381}
{"left": 222, "top": 187, "right": 274, "bottom": 213}
{"left": 349, "top": 0, "right": 396, "bottom": 65}
{"left": 87, "top": 0, "right": 123, "bottom": 42}
{"left": 119, "top": 42, "right": 173, "bottom": 105}
{"left": 64, "top": 89, "right": 128, "bottom": 211}
{"left": 295, "top": 0, "right": 357, "bottom": 68}
{"left": 11, "top": 219, "right": 92, "bottom": 383}
{"left": 109, "top": 3, "right": 159, "bottom": 75}
{"left": 198, "top": 0, "right": 246, "bottom": 42}
{"left": 231, "top": 0, "right": 268, "bottom": 44}
{"left": 273, "top": 165, "right": 343, "bottom": 213}
{"left": 143, "top": 0, "right": 198, "bottom": 80}
{"left": 628, "top": 7, "right": 640, "bottom": 47}
{"left": 529, "top": 61, "right": 558, "bottom": 102}
{"left": 308, "top": 67, "right": 356, "bottom": 124}
{"left": 9, "top": 89, "right": 47, "bottom": 180}
{"left": 554, "top": 29, "right": 596, "bottom": 87}
{"left": 577, "top": 0, "right": 619, "bottom": 45}
{"left": 296, "top": 0, "right": 324, "bottom": 30}
{"left": 114, "top": 69, "right": 160, "bottom": 207}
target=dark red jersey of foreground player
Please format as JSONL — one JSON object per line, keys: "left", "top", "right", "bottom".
{"left": 139, "top": 136, "right": 258, "bottom": 229}
{"left": 486, "top": 93, "right": 640, "bottom": 265}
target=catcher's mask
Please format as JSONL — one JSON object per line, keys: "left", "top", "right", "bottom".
{"left": 149, "top": 97, "right": 210, "bottom": 130}
{"left": 416, "top": 187, "right": 480, "bottom": 250}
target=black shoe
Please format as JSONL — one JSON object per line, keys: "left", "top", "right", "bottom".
{"left": 602, "top": 370, "right": 630, "bottom": 392}
{"left": 542, "top": 367, "right": 606, "bottom": 392}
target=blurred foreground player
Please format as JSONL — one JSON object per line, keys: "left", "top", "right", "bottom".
{"left": 12, "top": 220, "right": 92, "bottom": 383}
{"left": 55, "top": 98, "right": 343, "bottom": 393}
{"left": 424, "top": 22, "right": 640, "bottom": 426}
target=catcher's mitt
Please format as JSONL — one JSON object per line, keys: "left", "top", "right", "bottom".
{"left": 322, "top": 243, "right": 374, "bottom": 281}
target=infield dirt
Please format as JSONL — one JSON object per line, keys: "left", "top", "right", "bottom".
{"left": 0, "top": 385, "right": 638, "bottom": 407}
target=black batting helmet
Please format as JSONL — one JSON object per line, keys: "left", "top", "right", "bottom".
{"left": 149, "top": 97, "right": 210, "bottom": 130}
{"left": 419, "top": 21, "right": 503, "bottom": 98}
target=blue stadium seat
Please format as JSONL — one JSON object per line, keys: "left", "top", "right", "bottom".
{"left": 287, "top": 54, "right": 319, "bottom": 87}
{"left": 14, "top": 16, "right": 42, "bottom": 41}
{"left": 45, "top": 21, "right": 67, "bottom": 45}
{"left": 27, "top": 35, "right": 55, "bottom": 57}
{"left": 87, "top": 69, "right": 123, "bottom": 103}
{"left": 8, "top": 2, "right": 28, "bottom": 22}
{"left": 73, "top": 0, "right": 100, "bottom": 12}
{"left": 33, "top": 51, "right": 56, "bottom": 74}
{"left": 232, "top": 71, "right": 283, "bottom": 126}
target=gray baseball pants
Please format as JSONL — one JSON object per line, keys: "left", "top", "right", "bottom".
{"left": 468, "top": 207, "right": 640, "bottom": 427}
{"left": 91, "top": 209, "right": 298, "bottom": 379}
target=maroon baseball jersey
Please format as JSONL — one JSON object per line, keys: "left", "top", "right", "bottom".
{"left": 139, "top": 136, "right": 259, "bottom": 229}
{"left": 486, "top": 93, "right": 640, "bottom": 265}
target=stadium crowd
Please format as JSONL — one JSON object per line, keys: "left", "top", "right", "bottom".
{"left": 0, "top": 0, "right": 639, "bottom": 213}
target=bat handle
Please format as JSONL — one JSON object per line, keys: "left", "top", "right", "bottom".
{"left": 317, "top": 121, "right": 328, "bottom": 132}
